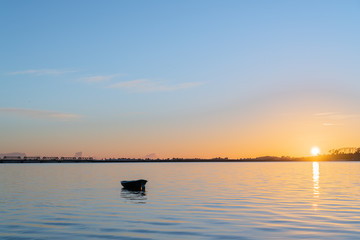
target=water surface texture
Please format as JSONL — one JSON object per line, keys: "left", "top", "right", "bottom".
{"left": 1, "top": 162, "right": 359, "bottom": 239}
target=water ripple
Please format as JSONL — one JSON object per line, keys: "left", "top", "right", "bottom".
{"left": 1, "top": 162, "right": 360, "bottom": 239}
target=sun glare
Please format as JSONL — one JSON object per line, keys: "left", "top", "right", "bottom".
{"left": 311, "top": 147, "right": 320, "bottom": 156}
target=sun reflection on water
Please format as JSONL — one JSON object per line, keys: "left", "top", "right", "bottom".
{"left": 313, "top": 162, "right": 320, "bottom": 210}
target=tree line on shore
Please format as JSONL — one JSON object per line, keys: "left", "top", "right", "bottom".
{"left": 1, "top": 147, "right": 360, "bottom": 162}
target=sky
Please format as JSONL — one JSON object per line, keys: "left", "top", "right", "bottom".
{"left": 1, "top": 0, "right": 359, "bottom": 159}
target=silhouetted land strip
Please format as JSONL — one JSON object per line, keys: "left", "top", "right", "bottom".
{"left": 2, "top": 153, "right": 360, "bottom": 163}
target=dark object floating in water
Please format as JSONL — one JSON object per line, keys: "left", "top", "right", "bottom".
{"left": 121, "top": 179, "right": 147, "bottom": 191}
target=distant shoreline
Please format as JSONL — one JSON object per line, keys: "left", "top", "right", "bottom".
{"left": 1, "top": 157, "right": 360, "bottom": 163}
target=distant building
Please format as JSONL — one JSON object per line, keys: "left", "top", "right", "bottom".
{"left": 0, "top": 152, "right": 26, "bottom": 158}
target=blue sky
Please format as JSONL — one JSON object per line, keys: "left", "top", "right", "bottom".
{"left": 1, "top": 0, "right": 359, "bottom": 158}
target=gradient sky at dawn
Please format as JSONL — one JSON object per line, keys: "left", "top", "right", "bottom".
{"left": 1, "top": 0, "right": 359, "bottom": 159}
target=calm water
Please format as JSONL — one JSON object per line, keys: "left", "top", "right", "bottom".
{"left": 1, "top": 162, "right": 360, "bottom": 239}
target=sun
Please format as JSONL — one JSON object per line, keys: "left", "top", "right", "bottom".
{"left": 311, "top": 147, "right": 320, "bottom": 156}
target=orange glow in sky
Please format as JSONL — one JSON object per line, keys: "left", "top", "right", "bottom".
{"left": 1, "top": 1, "right": 359, "bottom": 159}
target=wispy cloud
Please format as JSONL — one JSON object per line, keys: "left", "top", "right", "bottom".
{"left": 315, "top": 112, "right": 359, "bottom": 126}
{"left": 0, "top": 108, "right": 82, "bottom": 121}
{"left": 108, "top": 79, "right": 204, "bottom": 92}
{"left": 81, "top": 74, "right": 121, "bottom": 82}
{"left": 314, "top": 112, "right": 338, "bottom": 117}
{"left": 322, "top": 122, "right": 343, "bottom": 126}
{"left": 314, "top": 112, "right": 358, "bottom": 120}
{"left": 7, "top": 69, "right": 77, "bottom": 76}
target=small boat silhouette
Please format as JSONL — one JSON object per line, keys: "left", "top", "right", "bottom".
{"left": 121, "top": 179, "right": 147, "bottom": 191}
